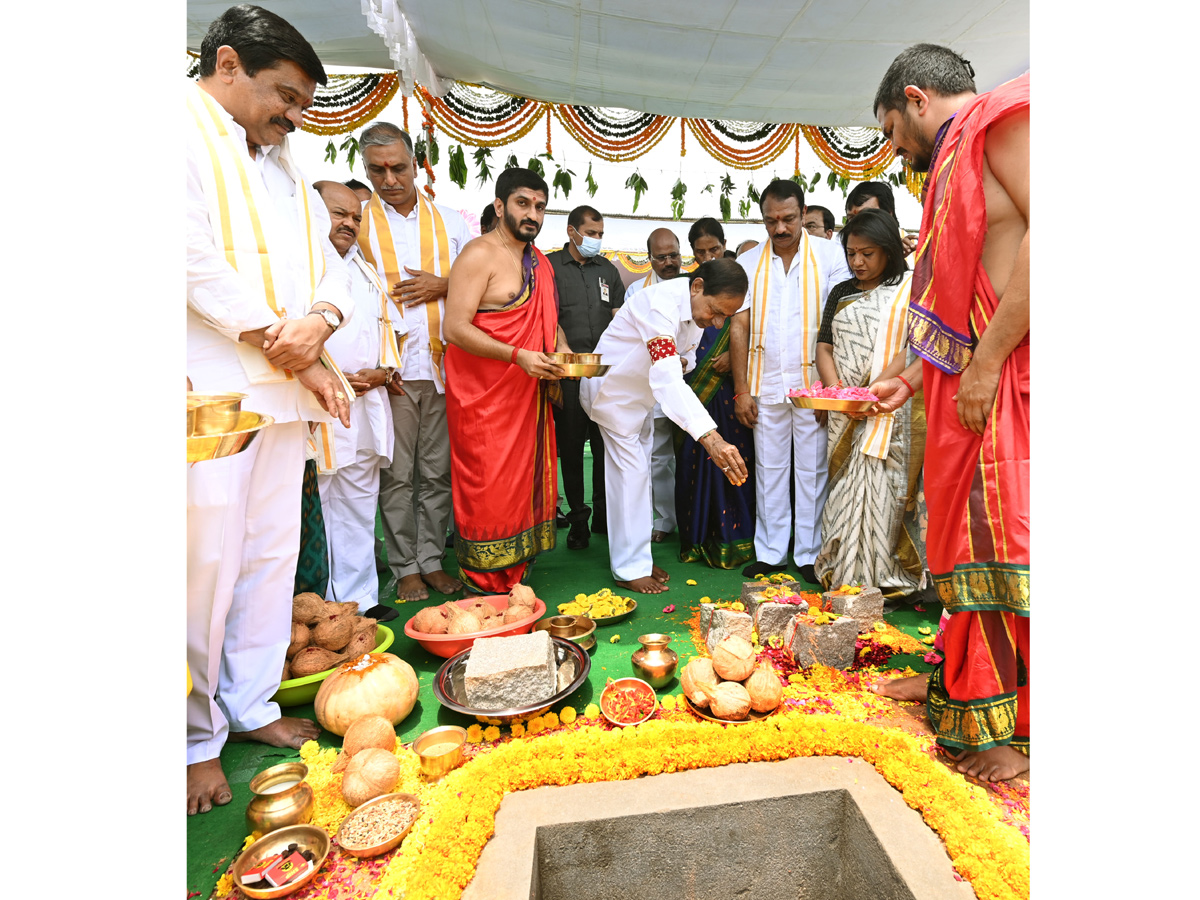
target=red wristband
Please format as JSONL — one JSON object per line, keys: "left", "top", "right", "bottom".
{"left": 733, "top": 392, "right": 748, "bottom": 401}
{"left": 510, "top": 346, "right": 521, "bottom": 365}
{"left": 897, "top": 375, "right": 914, "bottom": 395}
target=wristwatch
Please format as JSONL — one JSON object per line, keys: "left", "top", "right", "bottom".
{"left": 308, "top": 308, "right": 341, "bottom": 332}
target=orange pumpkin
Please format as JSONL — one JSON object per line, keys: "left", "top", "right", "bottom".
{"left": 314, "top": 652, "right": 419, "bottom": 736}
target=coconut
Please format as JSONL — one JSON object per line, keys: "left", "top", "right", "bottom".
{"left": 351, "top": 614, "right": 377, "bottom": 634}
{"left": 680, "top": 658, "right": 721, "bottom": 709}
{"left": 287, "top": 622, "right": 311, "bottom": 659}
{"left": 445, "top": 606, "right": 484, "bottom": 635}
{"left": 289, "top": 646, "right": 346, "bottom": 677}
{"left": 343, "top": 714, "right": 398, "bottom": 757}
{"left": 341, "top": 629, "right": 376, "bottom": 660}
{"left": 337, "top": 601, "right": 360, "bottom": 616}
{"left": 742, "top": 664, "right": 783, "bottom": 713}
{"left": 509, "top": 584, "right": 537, "bottom": 609}
{"left": 313, "top": 614, "right": 355, "bottom": 652}
{"left": 331, "top": 750, "right": 352, "bottom": 774}
{"left": 502, "top": 605, "right": 529, "bottom": 624}
{"left": 412, "top": 607, "right": 449, "bottom": 635}
{"left": 466, "top": 599, "right": 496, "bottom": 619}
{"left": 292, "top": 592, "right": 325, "bottom": 625}
{"left": 341, "top": 747, "right": 401, "bottom": 807}
{"left": 709, "top": 681, "right": 752, "bottom": 720}
{"left": 711, "top": 635, "right": 756, "bottom": 681}
{"left": 281, "top": 660, "right": 291, "bottom": 682}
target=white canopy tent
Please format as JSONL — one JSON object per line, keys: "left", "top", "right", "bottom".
{"left": 186, "top": 0, "right": 1029, "bottom": 126}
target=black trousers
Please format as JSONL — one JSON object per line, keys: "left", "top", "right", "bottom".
{"left": 553, "top": 380, "right": 607, "bottom": 532}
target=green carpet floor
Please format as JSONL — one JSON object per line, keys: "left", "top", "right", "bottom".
{"left": 185, "top": 449, "right": 941, "bottom": 898}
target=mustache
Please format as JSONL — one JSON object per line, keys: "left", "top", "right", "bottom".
{"left": 270, "top": 116, "right": 296, "bottom": 134}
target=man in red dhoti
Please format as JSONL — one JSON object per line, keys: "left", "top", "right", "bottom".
{"left": 443, "top": 168, "right": 571, "bottom": 593}
{"left": 867, "top": 45, "right": 1030, "bottom": 783}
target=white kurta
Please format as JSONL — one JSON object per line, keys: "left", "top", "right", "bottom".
{"left": 736, "top": 234, "right": 850, "bottom": 567}
{"left": 580, "top": 278, "right": 715, "bottom": 580}
{"left": 317, "top": 250, "right": 406, "bottom": 606}
{"left": 186, "top": 83, "right": 353, "bottom": 764}
{"left": 367, "top": 199, "right": 472, "bottom": 392}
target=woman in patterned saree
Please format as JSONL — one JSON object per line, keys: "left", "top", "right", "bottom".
{"left": 813, "top": 209, "right": 925, "bottom": 597}
{"left": 674, "top": 218, "right": 756, "bottom": 568}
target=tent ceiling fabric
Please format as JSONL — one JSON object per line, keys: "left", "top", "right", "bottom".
{"left": 186, "top": 0, "right": 1029, "bottom": 126}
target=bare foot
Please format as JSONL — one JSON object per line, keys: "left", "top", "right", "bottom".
{"left": 187, "top": 757, "right": 232, "bottom": 815}
{"left": 949, "top": 745, "right": 1029, "bottom": 782}
{"left": 616, "top": 576, "right": 669, "bottom": 594}
{"left": 869, "top": 674, "right": 929, "bottom": 703}
{"left": 229, "top": 716, "right": 322, "bottom": 749}
{"left": 650, "top": 530, "right": 668, "bottom": 543}
{"left": 651, "top": 565, "right": 670, "bottom": 584}
{"left": 397, "top": 573, "right": 429, "bottom": 601}
{"left": 422, "top": 570, "right": 463, "bottom": 594}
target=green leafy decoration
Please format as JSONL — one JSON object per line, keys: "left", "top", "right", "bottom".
{"left": 473, "top": 147, "right": 494, "bottom": 185}
{"left": 504, "top": 153, "right": 520, "bottom": 170}
{"left": 585, "top": 161, "right": 599, "bottom": 197}
{"left": 339, "top": 136, "right": 360, "bottom": 172}
{"left": 747, "top": 181, "right": 760, "bottom": 204}
{"left": 414, "top": 136, "right": 427, "bottom": 167}
{"left": 625, "top": 170, "right": 649, "bottom": 213}
{"left": 527, "top": 157, "right": 545, "bottom": 178}
{"left": 428, "top": 134, "right": 440, "bottom": 166}
{"left": 324, "top": 139, "right": 337, "bottom": 164}
{"left": 720, "top": 173, "right": 735, "bottom": 196}
{"left": 448, "top": 144, "right": 468, "bottom": 189}
{"left": 701, "top": 183, "right": 715, "bottom": 194}
{"left": 838, "top": 175, "right": 850, "bottom": 197}
{"left": 552, "top": 163, "right": 576, "bottom": 199}
{"left": 738, "top": 197, "right": 752, "bottom": 218}
{"left": 826, "top": 171, "right": 839, "bottom": 190}
{"left": 670, "top": 178, "right": 687, "bottom": 220}
{"left": 809, "top": 171, "right": 821, "bottom": 191}
{"left": 719, "top": 194, "right": 731, "bottom": 222}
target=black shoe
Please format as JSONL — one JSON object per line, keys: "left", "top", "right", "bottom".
{"left": 798, "top": 564, "right": 819, "bottom": 586}
{"left": 556, "top": 508, "right": 569, "bottom": 528}
{"left": 742, "top": 561, "right": 787, "bottom": 578}
{"left": 445, "top": 531, "right": 456, "bottom": 549}
{"left": 567, "top": 523, "right": 589, "bottom": 550}
{"left": 362, "top": 604, "right": 400, "bottom": 622}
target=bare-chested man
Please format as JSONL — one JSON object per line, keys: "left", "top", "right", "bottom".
{"left": 442, "top": 168, "right": 571, "bottom": 593}
{"left": 867, "top": 45, "right": 1029, "bottom": 783}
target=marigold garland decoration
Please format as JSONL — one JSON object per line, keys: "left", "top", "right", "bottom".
{"left": 553, "top": 104, "right": 675, "bottom": 162}
{"left": 800, "top": 124, "right": 895, "bottom": 180}
{"left": 687, "top": 119, "right": 798, "bottom": 170}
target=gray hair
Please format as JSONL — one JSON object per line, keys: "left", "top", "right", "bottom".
{"left": 359, "top": 121, "right": 414, "bottom": 156}
{"left": 873, "top": 44, "right": 976, "bottom": 116}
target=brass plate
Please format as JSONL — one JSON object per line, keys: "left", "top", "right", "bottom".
{"left": 335, "top": 793, "right": 421, "bottom": 858}
{"left": 682, "top": 694, "right": 778, "bottom": 725}
{"left": 589, "top": 599, "right": 637, "bottom": 625}
{"left": 788, "top": 396, "right": 875, "bottom": 413}
{"left": 533, "top": 615, "right": 597, "bottom": 646}
{"left": 554, "top": 363, "right": 611, "bottom": 378}
{"left": 187, "top": 411, "right": 274, "bottom": 463}
{"left": 230, "top": 824, "right": 330, "bottom": 898}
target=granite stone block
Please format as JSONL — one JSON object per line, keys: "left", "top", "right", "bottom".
{"left": 464, "top": 630, "right": 556, "bottom": 709}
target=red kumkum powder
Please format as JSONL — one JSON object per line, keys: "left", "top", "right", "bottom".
{"left": 601, "top": 684, "right": 655, "bottom": 724}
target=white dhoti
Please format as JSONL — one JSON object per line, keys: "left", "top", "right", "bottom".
{"left": 650, "top": 406, "right": 677, "bottom": 534}
{"left": 318, "top": 448, "right": 384, "bottom": 607}
{"left": 752, "top": 401, "right": 829, "bottom": 567}
{"left": 598, "top": 415, "right": 656, "bottom": 581}
{"left": 186, "top": 419, "right": 306, "bottom": 765}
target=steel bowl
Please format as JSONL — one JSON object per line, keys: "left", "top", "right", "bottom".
{"left": 335, "top": 792, "right": 422, "bottom": 858}
{"left": 230, "top": 824, "right": 330, "bottom": 899}
{"left": 187, "top": 391, "right": 248, "bottom": 435}
{"left": 413, "top": 726, "right": 467, "bottom": 780}
{"left": 600, "top": 677, "right": 659, "bottom": 727}
{"left": 432, "top": 636, "right": 591, "bottom": 724}
{"left": 187, "top": 411, "right": 274, "bottom": 463}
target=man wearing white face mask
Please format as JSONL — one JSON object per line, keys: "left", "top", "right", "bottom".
{"left": 546, "top": 205, "right": 626, "bottom": 549}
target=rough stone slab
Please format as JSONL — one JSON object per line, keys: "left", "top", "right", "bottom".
{"left": 699, "top": 602, "right": 716, "bottom": 636}
{"left": 825, "top": 586, "right": 885, "bottom": 634}
{"left": 464, "top": 630, "right": 555, "bottom": 709}
{"left": 740, "top": 579, "right": 805, "bottom": 617}
{"left": 755, "top": 601, "right": 807, "bottom": 643}
{"left": 787, "top": 614, "right": 860, "bottom": 670}
{"left": 704, "top": 608, "right": 753, "bottom": 654}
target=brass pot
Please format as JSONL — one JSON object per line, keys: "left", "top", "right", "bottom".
{"left": 414, "top": 725, "right": 467, "bottom": 780}
{"left": 188, "top": 391, "right": 248, "bottom": 436}
{"left": 246, "top": 762, "right": 315, "bottom": 835}
{"left": 631, "top": 633, "right": 679, "bottom": 688}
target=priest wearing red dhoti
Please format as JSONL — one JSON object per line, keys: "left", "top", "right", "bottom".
{"left": 443, "top": 168, "right": 571, "bottom": 593}
{"left": 868, "top": 45, "right": 1030, "bottom": 783}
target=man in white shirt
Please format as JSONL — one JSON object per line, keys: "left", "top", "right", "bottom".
{"left": 581, "top": 259, "right": 750, "bottom": 594}
{"left": 845, "top": 181, "right": 918, "bottom": 257}
{"left": 730, "top": 180, "right": 851, "bottom": 584}
{"left": 187, "top": 5, "right": 353, "bottom": 816}
{"left": 313, "top": 181, "right": 405, "bottom": 609}
{"left": 356, "top": 122, "right": 474, "bottom": 602}
{"left": 802, "top": 205, "right": 836, "bottom": 240}
{"left": 625, "top": 228, "right": 685, "bottom": 544}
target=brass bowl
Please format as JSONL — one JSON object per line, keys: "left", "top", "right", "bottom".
{"left": 246, "top": 762, "right": 315, "bottom": 835}
{"left": 188, "top": 391, "right": 247, "bottom": 435}
{"left": 335, "top": 792, "right": 422, "bottom": 858}
{"left": 230, "top": 824, "right": 330, "bottom": 899}
{"left": 788, "top": 395, "right": 875, "bottom": 413}
{"left": 413, "top": 725, "right": 467, "bottom": 780}
{"left": 545, "top": 352, "right": 609, "bottom": 378}
{"left": 187, "top": 411, "right": 274, "bottom": 463}
{"left": 600, "top": 677, "right": 659, "bottom": 727}
{"left": 534, "top": 614, "right": 597, "bottom": 648}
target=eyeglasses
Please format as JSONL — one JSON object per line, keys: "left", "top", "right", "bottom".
{"left": 651, "top": 252, "right": 681, "bottom": 262}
